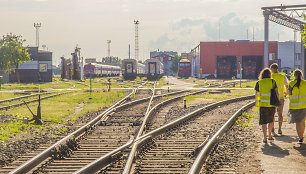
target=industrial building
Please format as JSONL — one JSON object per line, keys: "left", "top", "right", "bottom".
{"left": 150, "top": 51, "right": 177, "bottom": 76}
{"left": 277, "top": 41, "right": 304, "bottom": 74}
{"left": 9, "top": 47, "right": 52, "bottom": 83}
{"left": 189, "top": 41, "right": 280, "bottom": 79}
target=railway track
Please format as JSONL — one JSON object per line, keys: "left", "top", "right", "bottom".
{"left": 2, "top": 82, "right": 200, "bottom": 174}
{"left": 85, "top": 95, "right": 255, "bottom": 173}
{"left": 0, "top": 91, "right": 71, "bottom": 111}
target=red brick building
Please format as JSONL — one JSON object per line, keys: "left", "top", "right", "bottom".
{"left": 190, "top": 41, "right": 278, "bottom": 79}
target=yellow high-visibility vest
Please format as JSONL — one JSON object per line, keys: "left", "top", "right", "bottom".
{"left": 272, "top": 73, "right": 285, "bottom": 99}
{"left": 288, "top": 79, "right": 306, "bottom": 109}
{"left": 256, "top": 78, "right": 275, "bottom": 107}
{"left": 290, "top": 72, "right": 294, "bottom": 80}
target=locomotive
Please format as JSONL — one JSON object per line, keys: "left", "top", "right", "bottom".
{"left": 84, "top": 63, "right": 120, "bottom": 77}
{"left": 145, "top": 58, "right": 164, "bottom": 80}
{"left": 121, "top": 59, "right": 145, "bottom": 80}
{"left": 178, "top": 59, "right": 191, "bottom": 78}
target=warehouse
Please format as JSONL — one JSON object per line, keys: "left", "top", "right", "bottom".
{"left": 189, "top": 41, "right": 278, "bottom": 79}
{"left": 9, "top": 47, "right": 52, "bottom": 83}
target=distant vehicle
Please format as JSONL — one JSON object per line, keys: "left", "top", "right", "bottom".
{"left": 145, "top": 58, "right": 164, "bottom": 80}
{"left": 178, "top": 59, "right": 191, "bottom": 78}
{"left": 84, "top": 63, "right": 120, "bottom": 77}
{"left": 121, "top": 59, "right": 145, "bottom": 80}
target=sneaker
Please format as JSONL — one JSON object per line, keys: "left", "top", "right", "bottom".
{"left": 298, "top": 138, "right": 304, "bottom": 144}
{"left": 278, "top": 129, "right": 282, "bottom": 135}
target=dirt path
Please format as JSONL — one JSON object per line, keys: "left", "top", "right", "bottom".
{"left": 161, "top": 76, "right": 196, "bottom": 90}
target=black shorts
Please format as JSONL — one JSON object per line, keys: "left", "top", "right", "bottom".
{"left": 259, "top": 107, "right": 275, "bottom": 125}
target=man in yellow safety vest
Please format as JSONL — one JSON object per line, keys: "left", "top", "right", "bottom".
{"left": 270, "top": 63, "right": 289, "bottom": 135}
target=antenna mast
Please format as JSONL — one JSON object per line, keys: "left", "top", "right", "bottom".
{"left": 134, "top": 20, "right": 139, "bottom": 60}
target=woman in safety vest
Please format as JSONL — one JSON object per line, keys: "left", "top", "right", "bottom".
{"left": 288, "top": 69, "right": 306, "bottom": 144}
{"left": 270, "top": 63, "right": 289, "bottom": 135}
{"left": 255, "top": 68, "right": 279, "bottom": 143}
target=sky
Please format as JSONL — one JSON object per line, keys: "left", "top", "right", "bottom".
{"left": 0, "top": 0, "right": 305, "bottom": 65}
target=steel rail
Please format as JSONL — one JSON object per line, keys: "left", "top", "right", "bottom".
{"left": 74, "top": 89, "right": 203, "bottom": 174}
{"left": 135, "top": 95, "right": 254, "bottom": 147}
{"left": 74, "top": 95, "right": 254, "bottom": 174}
{"left": 188, "top": 101, "right": 255, "bottom": 174}
{"left": 0, "top": 91, "right": 71, "bottom": 111}
{"left": 9, "top": 82, "right": 184, "bottom": 174}
{"left": 0, "top": 91, "right": 54, "bottom": 104}
{"left": 73, "top": 137, "right": 134, "bottom": 174}
{"left": 9, "top": 88, "right": 138, "bottom": 174}
{"left": 122, "top": 89, "right": 207, "bottom": 174}
{"left": 123, "top": 82, "right": 156, "bottom": 174}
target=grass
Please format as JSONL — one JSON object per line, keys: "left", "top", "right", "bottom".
{"left": 0, "top": 89, "right": 127, "bottom": 141}
{"left": 0, "top": 92, "right": 25, "bottom": 100}
{"left": 0, "top": 120, "right": 42, "bottom": 141}
{"left": 182, "top": 89, "right": 254, "bottom": 106}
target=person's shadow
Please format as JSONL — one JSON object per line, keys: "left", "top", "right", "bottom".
{"left": 273, "top": 134, "right": 296, "bottom": 143}
{"left": 261, "top": 142, "right": 289, "bottom": 158}
{"left": 293, "top": 144, "right": 306, "bottom": 157}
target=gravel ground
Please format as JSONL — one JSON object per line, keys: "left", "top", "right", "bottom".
{"left": 0, "top": 108, "right": 106, "bottom": 167}
{"left": 202, "top": 106, "right": 261, "bottom": 173}
{"left": 0, "top": 91, "right": 155, "bottom": 168}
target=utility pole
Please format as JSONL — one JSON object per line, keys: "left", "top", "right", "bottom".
{"left": 129, "top": 44, "right": 130, "bottom": 59}
{"left": 34, "top": 23, "right": 41, "bottom": 48}
{"left": 134, "top": 20, "right": 139, "bottom": 60}
{"left": 78, "top": 47, "right": 83, "bottom": 80}
{"left": 107, "top": 40, "right": 111, "bottom": 57}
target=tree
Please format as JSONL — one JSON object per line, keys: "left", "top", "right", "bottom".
{"left": 302, "top": 15, "right": 306, "bottom": 48}
{"left": 0, "top": 34, "right": 31, "bottom": 82}
{"left": 170, "top": 55, "right": 183, "bottom": 75}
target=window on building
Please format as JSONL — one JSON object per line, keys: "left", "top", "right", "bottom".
{"left": 295, "top": 65, "right": 300, "bottom": 69}
{"left": 296, "top": 53, "right": 301, "bottom": 61}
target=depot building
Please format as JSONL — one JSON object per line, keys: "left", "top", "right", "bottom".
{"left": 189, "top": 40, "right": 305, "bottom": 79}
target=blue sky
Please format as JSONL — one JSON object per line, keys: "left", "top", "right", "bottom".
{"left": 0, "top": 0, "right": 305, "bottom": 65}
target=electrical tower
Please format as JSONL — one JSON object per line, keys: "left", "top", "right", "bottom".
{"left": 107, "top": 40, "right": 111, "bottom": 57}
{"left": 34, "top": 23, "right": 41, "bottom": 48}
{"left": 134, "top": 20, "right": 139, "bottom": 60}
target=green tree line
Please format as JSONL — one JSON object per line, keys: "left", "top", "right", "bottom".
{"left": 0, "top": 33, "right": 31, "bottom": 82}
{"left": 302, "top": 15, "right": 306, "bottom": 48}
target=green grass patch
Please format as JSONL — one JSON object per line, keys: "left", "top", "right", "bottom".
{"left": 0, "top": 120, "right": 42, "bottom": 141}
{"left": 1, "top": 90, "right": 127, "bottom": 124}
{"left": 0, "top": 92, "right": 25, "bottom": 100}
{"left": 182, "top": 89, "right": 254, "bottom": 106}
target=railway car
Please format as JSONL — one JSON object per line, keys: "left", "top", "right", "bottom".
{"left": 84, "top": 63, "right": 120, "bottom": 77}
{"left": 145, "top": 58, "right": 164, "bottom": 80}
{"left": 121, "top": 59, "right": 145, "bottom": 80}
{"left": 178, "top": 59, "right": 191, "bottom": 78}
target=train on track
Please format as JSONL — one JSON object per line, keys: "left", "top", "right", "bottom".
{"left": 121, "top": 59, "right": 145, "bottom": 80}
{"left": 178, "top": 59, "right": 191, "bottom": 78}
{"left": 145, "top": 58, "right": 164, "bottom": 80}
{"left": 84, "top": 63, "right": 121, "bottom": 77}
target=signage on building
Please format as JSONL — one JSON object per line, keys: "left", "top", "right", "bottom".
{"left": 39, "top": 63, "right": 47, "bottom": 72}
{"left": 85, "top": 58, "right": 97, "bottom": 64}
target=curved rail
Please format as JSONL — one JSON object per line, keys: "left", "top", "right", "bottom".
{"left": 75, "top": 89, "right": 202, "bottom": 174}
{"left": 76, "top": 92, "right": 250, "bottom": 174}
{"left": 123, "top": 82, "right": 156, "bottom": 174}
{"left": 9, "top": 88, "right": 137, "bottom": 174}
{"left": 188, "top": 101, "right": 255, "bottom": 174}
{"left": 122, "top": 89, "right": 207, "bottom": 174}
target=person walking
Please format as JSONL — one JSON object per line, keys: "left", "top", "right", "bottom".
{"left": 288, "top": 69, "right": 306, "bottom": 144}
{"left": 270, "top": 63, "right": 289, "bottom": 135}
{"left": 255, "top": 68, "right": 279, "bottom": 143}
